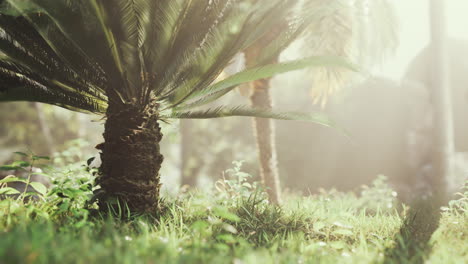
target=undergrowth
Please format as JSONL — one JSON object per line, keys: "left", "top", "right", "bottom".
{"left": 0, "top": 156, "right": 466, "bottom": 264}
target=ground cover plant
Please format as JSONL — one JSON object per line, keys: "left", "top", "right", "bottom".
{"left": 1, "top": 155, "right": 466, "bottom": 264}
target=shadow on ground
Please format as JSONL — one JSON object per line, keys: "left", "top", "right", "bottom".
{"left": 382, "top": 197, "right": 444, "bottom": 264}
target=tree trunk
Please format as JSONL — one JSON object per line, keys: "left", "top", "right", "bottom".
{"left": 96, "top": 100, "right": 164, "bottom": 214}
{"left": 180, "top": 119, "right": 199, "bottom": 187}
{"left": 429, "top": 0, "right": 453, "bottom": 203}
{"left": 244, "top": 32, "right": 282, "bottom": 204}
{"left": 248, "top": 79, "right": 281, "bottom": 204}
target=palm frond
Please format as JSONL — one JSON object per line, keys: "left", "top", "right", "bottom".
{"left": 1, "top": 0, "right": 356, "bottom": 120}
{"left": 167, "top": 105, "right": 328, "bottom": 125}
{"left": 156, "top": 1, "right": 298, "bottom": 104}
{"left": 166, "top": 104, "right": 349, "bottom": 137}
{"left": 175, "top": 56, "right": 359, "bottom": 110}
{"left": 0, "top": 15, "right": 107, "bottom": 101}
{"left": 300, "top": 0, "right": 398, "bottom": 105}
{"left": 2, "top": 0, "right": 112, "bottom": 88}
{"left": 0, "top": 60, "right": 106, "bottom": 113}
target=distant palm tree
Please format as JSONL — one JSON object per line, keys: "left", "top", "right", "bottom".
{"left": 427, "top": 0, "right": 453, "bottom": 202}
{"left": 242, "top": 0, "right": 397, "bottom": 203}
{"left": 0, "top": 0, "right": 355, "bottom": 213}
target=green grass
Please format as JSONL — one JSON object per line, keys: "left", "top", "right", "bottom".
{"left": 0, "top": 159, "right": 467, "bottom": 264}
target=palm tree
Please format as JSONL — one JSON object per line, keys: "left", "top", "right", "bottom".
{"left": 428, "top": 0, "right": 453, "bottom": 202}
{"left": 242, "top": 0, "right": 397, "bottom": 203}
{"left": 0, "top": 0, "right": 355, "bottom": 214}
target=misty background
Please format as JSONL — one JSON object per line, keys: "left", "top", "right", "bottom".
{"left": 1, "top": 0, "right": 467, "bottom": 197}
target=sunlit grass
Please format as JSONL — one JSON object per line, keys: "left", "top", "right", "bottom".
{"left": 0, "top": 160, "right": 466, "bottom": 264}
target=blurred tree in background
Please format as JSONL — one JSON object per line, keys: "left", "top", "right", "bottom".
{"left": 179, "top": 0, "right": 397, "bottom": 203}
{"left": 0, "top": 103, "right": 102, "bottom": 163}
{"left": 179, "top": 118, "right": 256, "bottom": 188}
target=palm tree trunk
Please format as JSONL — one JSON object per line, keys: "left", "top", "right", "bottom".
{"left": 248, "top": 78, "right": 282, "bottom": 204}
{"left": 429, "top": 0, "right": 453, "bottom": 202}
{"left": 244, "top": 34, "right": 282, "bottom": 204}
{"left": 180, "top": 119, "right": 199, "bottom": 187}
{"left": 96, "top": 100, "right": 164, "bottom": 214}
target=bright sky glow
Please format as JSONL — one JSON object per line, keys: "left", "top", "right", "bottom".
{"left": 375, "top": 0, "right": 468, "bottom": 79}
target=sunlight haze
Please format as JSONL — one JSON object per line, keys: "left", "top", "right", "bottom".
{"left": 376, "top": 0, "right": 468, "bottom": 79}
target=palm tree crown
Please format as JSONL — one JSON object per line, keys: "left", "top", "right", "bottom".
{"left": 0, "top": 0, "right": 355, "bottom": 121}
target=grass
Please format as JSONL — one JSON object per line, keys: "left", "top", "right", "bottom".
{"left": 0, "top": 157, "right": 467, "bottom": 264}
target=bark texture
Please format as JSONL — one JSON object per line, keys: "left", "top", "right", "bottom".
{"left": 244, "top": 28, "right": 284, "bottom": 204}
{"left": 248, "top": 79, "right": 281, "bottom": 204}
{"left": 97, "top": 100, "right": 164, "bottom": 214}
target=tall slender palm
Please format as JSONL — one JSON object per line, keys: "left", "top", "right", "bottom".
{"left": 428, "top": 0, "right": 453, "bottom": 202}
{"left": 0, "top": 0, "right": 356, "bottom": 213}
{"left": 243, "top": 0, "right": 397, "bottom": 203}
{"left": 244, "top": 27, "right": 284, "bottom": 203}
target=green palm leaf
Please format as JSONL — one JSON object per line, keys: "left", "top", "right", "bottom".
{"left": 0, "top": 60, "right": 106, "bottom": 112}
{"left": 0, "top": 0, "right": 362, "bottom": 124}
{"left": 166, "top": 105, "right": 349, "bottom": 136}
{"left": 167, "top": 105, "right": 331, "bottom": 124}
{"left": 300, "top": 0, "right": 397, "bottom": 104}
{"left": 175, "top": 56, "right": 359, "bottom": 110}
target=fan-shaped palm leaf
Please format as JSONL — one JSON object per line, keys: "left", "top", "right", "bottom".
{"left": 301, "top": 0, "right": 398, "bottom": 105}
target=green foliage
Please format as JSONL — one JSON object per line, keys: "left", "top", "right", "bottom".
{"left": 0, "top": 0, "right": 356, "bottom": 125}
{"left": 0, "top": 102, "right": 102, "bottom": 159}
{"left": 177, "top": 117, "right": 256, "bottom": 187}
{"left": 0, "top": 150, "right": 95, "bottom": 228}
{"left": 359, "top": 175, "right": 399, "bottom": 215}
{"left": 429, "top": 183, "right": 468, "bottom": 264}
{"left": 1, "top": 159, "right": 466, "bottom": 263}
{"left": 442, "top": 181, "right": 468, "bottom": 214}
{"left": 0, "top": 152, "right": 48, "bottom": 201}
{"left": 300, "top": 0, "right": 397, "bottom": 104}
{"left": 215, "top": 161, "right": 265, "bottom": 202}
{"left": 51, "top": 139, "right": 93, "bottom": 167}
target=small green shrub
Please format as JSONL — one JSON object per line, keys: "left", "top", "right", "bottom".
{"left": 0, "top": 159, "right": 465, "bottom": 264}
